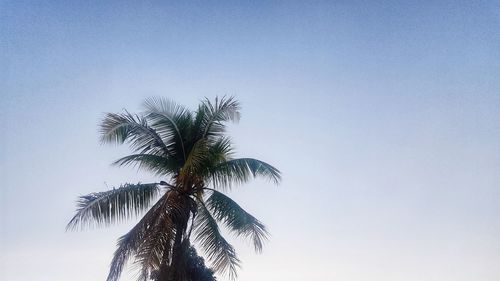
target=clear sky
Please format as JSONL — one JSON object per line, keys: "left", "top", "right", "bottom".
{"left": 1, "top": 1, "right": 500, "bottom": 281}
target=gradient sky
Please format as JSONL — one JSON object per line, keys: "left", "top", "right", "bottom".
{"left": 1, "top": 1, "right": 500, "bottom": 281}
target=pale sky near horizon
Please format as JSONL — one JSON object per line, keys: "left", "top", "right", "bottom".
{"left": 1, "top": 1, "right": 500, "bottom": 281}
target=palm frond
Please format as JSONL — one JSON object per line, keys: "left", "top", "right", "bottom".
{"left": 200, "top": 96, "right": 241, "bottom": 139}
{"left": 107, "top": 230, "right": 138, "bottom": 281}
{"left": 106, "top": 191, "right": 181, "bottom": 281}
{"left": 194, "top": 203, "right": 240, "bottom": 279}
{"left": 131, "top": 216, "right": 172, "bottom": 280}
{"left": 112, "top": 154, "right": 179, "bottom": 176}
{"left": 208, "top": 137, "right": 234, "bottom": 163}
{"left": 99, "top": 111, "right": 171, "bottom": 157}
{"left": 208, "top": 158, "right": 281, "bottom": 189}
{"left": 142, "top": 97, "right": 193, "bottom": 161}
{"left": 188, "top": 137, "right": 233, "bottom": 183}
{"left": 207, "top": 190, "right": 268, "bottom": 252}
{"left": 191, "top": 104, "right": 209, "bottom": 140}
{"left": 181, "top": 138, "right": 209, "bottom": 176}
{"left": 66, "top": 183, "right": 160, "bottom": 231}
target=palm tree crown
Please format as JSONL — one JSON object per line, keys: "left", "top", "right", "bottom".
{"left": 67, "top": 96, "right": 281, "bottom": 281}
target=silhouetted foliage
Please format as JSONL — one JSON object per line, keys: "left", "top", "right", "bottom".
{"left": 151, "top": 245, "right": 217, "bottom": 281}
{"left": 68, "top": 97, "right": 281, "bottom": 281}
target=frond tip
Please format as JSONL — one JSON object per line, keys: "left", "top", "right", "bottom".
{"left": 66, "top": 183, "right": 160, "bottom": 231}
{"left": 199, "top": 96, "right": 241, "bottom": 139}
{"left": 194, "top": 204, "right": 240, "bottom": 279}
{"left": 209, "top": 158, "right": 281, "bottom": 189}
{"left": 208, "top": 190, "right": 269, "bottom": 252}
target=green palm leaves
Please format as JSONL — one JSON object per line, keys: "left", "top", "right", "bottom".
{"left": 68, "top": 96, "right": 281, "bottom": 281}
{"left": 67, "top": 183, "right": 160, "bottom": 231}
{"left": 207, "top": 190, "right": 269, "bottom": 253}
{"left": 194, "top": 203, "right": 241, "bottom": 279}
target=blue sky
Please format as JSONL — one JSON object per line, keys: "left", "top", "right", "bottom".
{"left": 1, "top": 1, "right": 500, "bottom": 280}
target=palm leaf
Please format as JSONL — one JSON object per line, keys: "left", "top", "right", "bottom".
{"left": 100, "top": 111, "right": 171, "bottom": 157}
{"left": 188, "top": 137, "right": 233, "bottom": 183}
{"left": 142, "top": 97, "right": 193, "bottom": 162}
{"left": 131, "top": 215, "right": 173, "bottom": 280}
{"left": 66, "top": 183, "right": 160, "bottom": 231}
{"left": 194, "top": 203, "right": 240, "bottom": 279}
{"left": 181, "top": 138, "right": 209, "bottom": 176}
{"left": 207, "top": 136, "right": 234, "bottom": 163}
{"left": 112, "top": 154, "right": 179, "bottom": 176}
{"left": 207, "top": 190, "right": 268, "bottom": 252}
{"left": 209, "top": 158, "right": 281, "bottom": 189}
{"left": 200, "top": 96, "right": 241, "bottom": 139}
{"left": 106, "top": 191, "right": 181, "bottom": 281}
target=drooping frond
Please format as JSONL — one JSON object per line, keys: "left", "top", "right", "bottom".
{"left": 66, "top": 183, "right": 160, "bottom": 231}
{"left": 107, "top": 229, "right": 140, "bottom": 281}
{"left": 194, "top": 203, "right": 240, "bottom": 279}
{"left": 208, "top": 158, "right": 281, "bottom": 189}
{"left": 131, "top": 214, "right": 173, "bottom": 280}
{"left": 112, "top": 154, "right": 178, "bottom": 176}
{"left": 107, "top": 191, "right": 181, "bottom": 281}
{"left": 207, "top": 191, "right": 268, "bottom": 252}
{"left": 100, "top": 112, "right": 171, "bottom": 157}
{"left": 142, "top": 97, "right": 193, "bottom": 162}
{"left": 199, "top": 96, "right": 241, "bottom": 139}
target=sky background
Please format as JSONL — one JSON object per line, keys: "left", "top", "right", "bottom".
{"left": 1, "top": 1, "right": 500, "bottom": 280}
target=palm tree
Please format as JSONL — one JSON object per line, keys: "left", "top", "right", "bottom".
{"left": 67, "top": 96, "right": 281, "bottom": 281}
